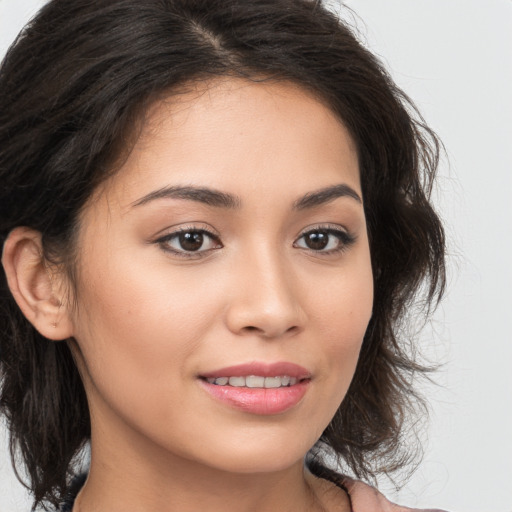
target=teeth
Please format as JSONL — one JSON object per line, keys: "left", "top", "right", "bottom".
{"left": 206, "top": 375, "right": 299, "bottom": 388}
{"left": 246, "top": 375, "right": 265, "bottom": 388}
{"left": 228, "top": 376, "right": 245, "bottom": 387}
{"left": 264, "top": 376, "right": 282, "bottom": 388}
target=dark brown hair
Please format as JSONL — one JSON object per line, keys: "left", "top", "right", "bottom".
{"left": 0, "top": 0, "right": 445, "bottom": 509}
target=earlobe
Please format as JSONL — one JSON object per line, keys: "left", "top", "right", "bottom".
{"left": 1, "top": 227, "right": 74, "bottom": 341}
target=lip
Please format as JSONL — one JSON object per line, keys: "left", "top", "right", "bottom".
{"left": 199, "top": 361, "right": 311, "bottom": 415}
{"left": 200, "top": 361, "right": 311, "bottom": 380}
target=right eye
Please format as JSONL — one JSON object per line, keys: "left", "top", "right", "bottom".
{"left": 156, "top": 228, "right": 222, "bottom": 257}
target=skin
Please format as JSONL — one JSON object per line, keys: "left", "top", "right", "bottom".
{"left": 3, "top": 78, "right": 373, "bottom": 511}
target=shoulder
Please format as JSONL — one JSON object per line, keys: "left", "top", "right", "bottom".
{"left": 341, "top": 476, "right": 448, "bottom": 512}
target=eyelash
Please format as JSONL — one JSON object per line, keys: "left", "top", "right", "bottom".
{"left": 154, "top": 224, "right": 356, "bottom": 259}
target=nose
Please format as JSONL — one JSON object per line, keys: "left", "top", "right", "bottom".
{"left": 224, "top": 249, "right": 306, "bottom": 339}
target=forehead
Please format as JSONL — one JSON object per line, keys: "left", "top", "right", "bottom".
{"left": 94, "top": 78, "right": 361, "bottom": 210}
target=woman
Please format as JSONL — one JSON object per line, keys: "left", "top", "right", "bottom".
{"left": 0, "top": 0, "right": 446, "bottom": 511}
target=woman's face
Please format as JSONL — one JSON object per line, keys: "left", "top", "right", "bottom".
{"left": 68, "top": 78, "right": 373, "bottom": 474}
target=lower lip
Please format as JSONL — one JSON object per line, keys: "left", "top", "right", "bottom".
{"left": 199, "top": 379, "right": 310, "bottom": 415}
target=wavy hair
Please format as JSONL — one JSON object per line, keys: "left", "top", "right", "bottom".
{"left": 0, "top": 0, "right": 445, "bottom": 509}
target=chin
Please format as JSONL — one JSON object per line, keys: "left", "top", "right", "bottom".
{"left": 185, "top": 432, "right": 317, "bottom": 475}
{"left": 207, "top": 452, "right": 305, "bottom": 475}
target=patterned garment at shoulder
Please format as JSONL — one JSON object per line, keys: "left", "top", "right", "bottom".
{"left": 342, "top": 476, "right": 447, "bottom": 512}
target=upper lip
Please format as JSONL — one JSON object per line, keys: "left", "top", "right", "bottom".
{"left": 200, "top": 361, "right": 311, "bottom": 380}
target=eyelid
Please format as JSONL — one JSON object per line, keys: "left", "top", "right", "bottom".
{"left": 152, "top": 221, "right": 220, "bottom": 239}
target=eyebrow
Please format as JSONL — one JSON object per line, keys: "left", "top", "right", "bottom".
{"left": 131, "top": 183, "right": 361, "bottom": 210}
{"left": 293, "top": 184, "right": 362, "bottom": 210}
{"left": 131, "top": 185, "right": 241, "bottom": 209}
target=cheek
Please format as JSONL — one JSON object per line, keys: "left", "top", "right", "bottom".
{"left": 70, "top": 251, "right": 222, "bottom": 396}
{"left": 310, "top": 255, "right": 373, "bottom": 391}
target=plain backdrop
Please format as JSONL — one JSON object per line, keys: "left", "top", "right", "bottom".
{"left": 1, "top": 1, "right": 511, "bottom": 511}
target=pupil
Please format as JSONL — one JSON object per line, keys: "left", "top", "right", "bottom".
{"left": 179, "top": 232, "right": 203, "bottom": 251}
{"left": 306, "top": 231, "right": 329, "bottom": 250}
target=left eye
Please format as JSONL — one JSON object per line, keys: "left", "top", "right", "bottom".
{"left": 294, "top": 228, "right": 353, "bottom": 252}
{"left": 158, "top": 229, "right": 221, "bottom": 254}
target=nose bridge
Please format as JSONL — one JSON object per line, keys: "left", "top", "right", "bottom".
{"left": 225, "top": 240, "right": 304, "bottom": 338}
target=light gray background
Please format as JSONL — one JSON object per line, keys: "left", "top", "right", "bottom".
{"left": 1, "top": 1, "right": 511, "bottom": 511}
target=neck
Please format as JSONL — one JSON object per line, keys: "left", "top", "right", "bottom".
{"left": 77, "top": 454, "right": 325, "bottom": 512}
{"left": 74, "top": 429, "right": 335, "bottom": 512}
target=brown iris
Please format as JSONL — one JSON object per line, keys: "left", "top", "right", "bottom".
{"left": 303, "top": 231, "right": 329, "bottom": 250}
{"left": 179, "top": 232, "right": 204, "bottom": 251}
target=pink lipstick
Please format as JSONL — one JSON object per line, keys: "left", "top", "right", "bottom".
{"left": 199, "top": 362, "right": 311, "bottom": 415}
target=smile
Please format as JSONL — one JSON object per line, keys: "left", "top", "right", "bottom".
{"left": 199, "top": 362, "right": 311, "bottom": 415}
{"left": 205, "top": 375, "right": 299, "bottom": 388}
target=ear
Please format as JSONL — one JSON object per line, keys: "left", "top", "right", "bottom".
{"left": 1, "top": 227, "right": 74, "bottom": 341}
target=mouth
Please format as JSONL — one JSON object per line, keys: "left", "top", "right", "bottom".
{"left": 198, "top": 362, "right": 312, "bottom": 415}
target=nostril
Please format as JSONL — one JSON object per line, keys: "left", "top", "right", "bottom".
{"left": 240, "top": 324, "right": 300, "bottom": 338}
